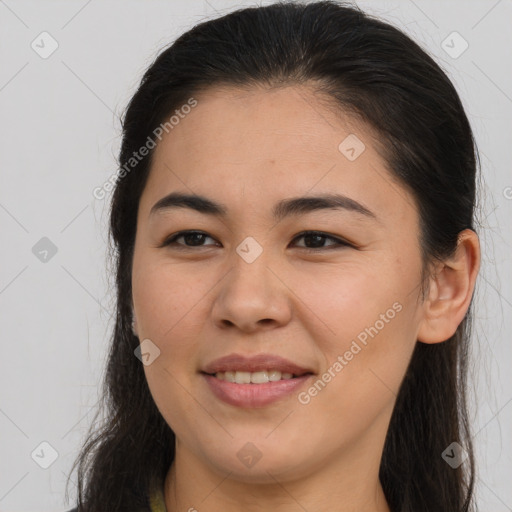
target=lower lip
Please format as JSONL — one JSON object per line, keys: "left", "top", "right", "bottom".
{"left": 202, "top": 373, "right": 313, "bottom": 408}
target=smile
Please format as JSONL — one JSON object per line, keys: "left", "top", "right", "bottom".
{"left": 211, "top": 369, "right": 298, "bottom": 383}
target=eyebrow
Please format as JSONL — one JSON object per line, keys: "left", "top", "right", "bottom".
{"left": 150, "top": 192, "right": 377, "bottom": 221}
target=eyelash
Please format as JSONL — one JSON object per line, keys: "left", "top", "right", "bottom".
{"left": 159, "top": 230, "right": 353, "bottom": 252}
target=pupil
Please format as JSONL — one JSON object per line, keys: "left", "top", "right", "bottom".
{"left": 305, "top": 233, "right": 324, "bottom": 248}
{"left": 185, "top": 233, "right": 204, "bottom": 246}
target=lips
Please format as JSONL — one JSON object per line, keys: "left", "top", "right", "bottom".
{"left": 201, "top": 353, "right": 314, "bottom": 377}
{"left": 200, "top": 353, "right": 316, "bottom": 407}
{"left": 202, "top": 373, "right": 313, "bottom": 408}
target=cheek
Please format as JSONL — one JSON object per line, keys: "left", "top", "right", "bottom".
{"left": 132, "top": 256, "right": 210, "bottom": 340}
{"left": 132, "top": 257, "right": 212, "bottom": 409}
{"left": 297, "top": 257, "right": 419, "bottom": 400}
{"left": 295, "top": 304, "right": 416, "bottom": 454}
{"left": 134, "top": 260, "right": 211, "bottom": 431}
{"left": 290, "top": 258, "right": 408, "bottom": 344}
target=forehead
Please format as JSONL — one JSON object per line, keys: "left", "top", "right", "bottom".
{"left": 153, "top": 84, "right": 374, "bottom": 164}
{"left": 140, "top": 84, "right": 415, "bottom": 225}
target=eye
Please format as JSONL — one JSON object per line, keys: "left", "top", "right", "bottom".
{"left": 160, "top": 229, "right": 352, "bottom": 251}
{"left": 290, "top": 231, "right": 352, "bottom": 251}
{"left": 160, "top": 230, "right": 219, "bottom": 249}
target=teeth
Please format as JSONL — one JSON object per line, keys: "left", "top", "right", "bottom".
{"left": 250, "top": 371, "right": 269, "bottom": 384}
{"left": 213, "top": 370, "right": 297, "bottom": 383}
{"left": 224, "top": 371, "right": 236, "bottom": 383}
{"left": 235, "top": 371, "right": 251, "bottom": 384}
{"left": 268, "top": 370, "right": 281, "bottom": 382}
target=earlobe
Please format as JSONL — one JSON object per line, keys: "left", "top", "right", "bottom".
{"left": 417, "top": 229, "right": 480, "bottom": 344}
{"left": 132, "top": 312, "right": 139, "bottom": 337}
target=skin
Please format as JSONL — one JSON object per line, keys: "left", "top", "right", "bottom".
{"left": 131, "top": 84, "right": 480, "bottom": 512}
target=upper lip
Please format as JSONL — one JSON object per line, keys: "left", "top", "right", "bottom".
{"left": 201, "top": 353, "right": 314, "bottom": 376}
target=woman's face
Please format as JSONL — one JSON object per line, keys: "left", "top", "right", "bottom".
{"left": 132, "top": 85, "right": 426, "bottom": 483}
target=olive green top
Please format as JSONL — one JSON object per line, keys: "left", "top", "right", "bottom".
{"left": 149, "top": 483, "right": 167, "bottom": 512}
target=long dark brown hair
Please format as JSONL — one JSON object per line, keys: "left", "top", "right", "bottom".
{"left": 67, "top": 2, "right": 480, "bottom": 510}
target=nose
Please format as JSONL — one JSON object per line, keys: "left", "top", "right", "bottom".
{"left": 211, "top": 250, "right": 292, "bottom": 333}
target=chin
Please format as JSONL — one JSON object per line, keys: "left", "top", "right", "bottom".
{"left": 199, "top": 440, "right": 317, "bottom": 484}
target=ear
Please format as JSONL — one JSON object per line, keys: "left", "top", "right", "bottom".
{"left": 417, "top": 229, "right": 480, "bottom": 344}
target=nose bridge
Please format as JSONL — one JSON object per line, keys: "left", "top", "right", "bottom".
{"left": 212, "top": 236, "right": 291, "bottom": 330}
{"left": 227, "top": 237, "right": 275, "bottom": 300}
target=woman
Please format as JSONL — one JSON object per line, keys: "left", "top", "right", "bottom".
{"left": 66, "top": 1, "right": 481, "bottom": 511}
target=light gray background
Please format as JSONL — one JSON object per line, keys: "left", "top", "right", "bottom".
{"left": 0, "top": 1, "right": 511, "bottom": 510}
